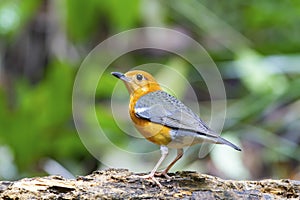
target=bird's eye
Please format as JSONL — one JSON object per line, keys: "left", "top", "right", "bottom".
{"left": 136, "top": 74, "right": 143, "bottom": 81}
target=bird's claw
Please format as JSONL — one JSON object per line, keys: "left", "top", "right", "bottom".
{"left": 155, "top": 171, "right": 171, "bottom": 179}
{"left": 132, "top": 171, "right": 172, "bottom": 188}
{"left": 138, "top": 174, "right": 163, "bottom": 188}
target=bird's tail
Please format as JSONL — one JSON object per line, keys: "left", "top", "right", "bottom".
{"left": 216, "top": 136, "right": 242, "bottom": 151}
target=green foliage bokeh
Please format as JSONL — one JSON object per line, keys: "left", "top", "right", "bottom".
{"left": 0, "top": 0, "right": 299, "bottom": 180}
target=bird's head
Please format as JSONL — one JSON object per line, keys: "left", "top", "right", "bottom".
{"left": 111, "top": 70, "right": 161, "bottom": 95}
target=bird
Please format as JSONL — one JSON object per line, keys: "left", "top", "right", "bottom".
{"left": 111, "top": 70, "right": 241, "bottom": 187}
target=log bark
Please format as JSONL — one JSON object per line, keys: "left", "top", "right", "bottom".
{"left": 0, "top": 168, "right": 299, "bottom": 199}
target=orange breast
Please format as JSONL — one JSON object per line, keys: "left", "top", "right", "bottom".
{"left": 129, "top": 89, "right": 172, "bottom": 146}
{"left": 133, "top": 119, "right": 172, "bottom": 145}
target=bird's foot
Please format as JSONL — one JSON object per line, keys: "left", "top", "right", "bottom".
{"left": 138, "top": 174, "right": 163, "bottom": 188}
{"left": 132, "top": 171, "right": 172, "bottom": 188}
{"left": 155, "top": 171, "right": 171, "bottom": 179}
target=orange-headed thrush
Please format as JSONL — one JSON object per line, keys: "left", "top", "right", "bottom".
{"left": 112, "top": 70, "right": 241, "bottom": 187}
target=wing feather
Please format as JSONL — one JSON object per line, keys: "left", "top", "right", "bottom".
{"left": 134, "top": 90, "right": 216, "bottom": 136}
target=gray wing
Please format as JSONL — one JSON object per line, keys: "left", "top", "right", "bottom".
{"left": 134, "top": 90, "right": 215, "bottom": 136}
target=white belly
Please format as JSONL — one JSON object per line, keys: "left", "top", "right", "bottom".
{"left": 167, "top": 129, "right": 206, "bottom": 149}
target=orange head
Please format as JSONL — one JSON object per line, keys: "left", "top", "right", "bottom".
{"left": 111, "top": 70, "right": 161, "bottom": 95}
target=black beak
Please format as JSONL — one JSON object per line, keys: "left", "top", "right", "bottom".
{"left": 111, "top": 72, "right": 130, "bottom": 82}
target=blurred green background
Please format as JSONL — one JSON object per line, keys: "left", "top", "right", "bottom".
{"left": 0, "top": 0, "right": 299, "bottom": 180}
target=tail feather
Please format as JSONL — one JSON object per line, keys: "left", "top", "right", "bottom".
{"left": 217, "top": 136, "right": 242, "bottom": 151}
{"left": 195, "top": 131, "right": 242, "bottom": 151}
{"left": 194, "top": 131, "right": 241, "bottom": 151}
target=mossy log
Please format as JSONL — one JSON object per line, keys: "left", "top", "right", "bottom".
{"left": 0, "top": 168, "right": 299, "bottom": 199}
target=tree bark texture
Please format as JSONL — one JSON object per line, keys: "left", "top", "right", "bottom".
{"left": 0, "top": 169, "right": 299, "bottom": 199}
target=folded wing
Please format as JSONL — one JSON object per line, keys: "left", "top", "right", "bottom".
{"left": 134, "top": 90, "right": 214, "bottom": 136}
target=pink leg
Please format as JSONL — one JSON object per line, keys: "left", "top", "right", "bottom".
{"left": 161, "top": 148, "right": 183, "bottom": 178}
{"left": 139, "top": 146, "right": 169, "bottom": 187}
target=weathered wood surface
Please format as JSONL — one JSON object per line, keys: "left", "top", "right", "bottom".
{"left": 0, "top": 169, "right": 299, "bottom": 199}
